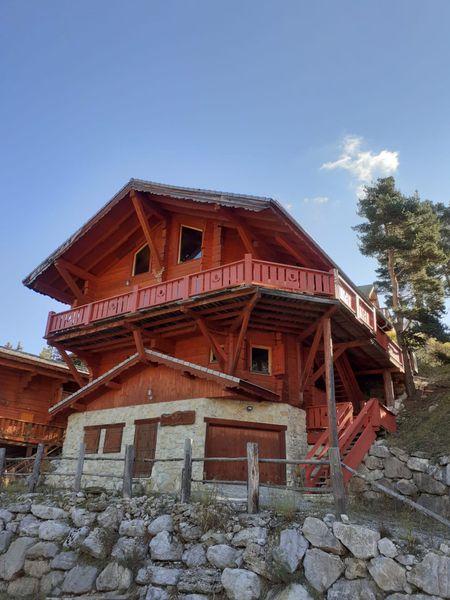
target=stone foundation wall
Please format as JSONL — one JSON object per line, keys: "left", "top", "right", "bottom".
{"left": 50, "top": 398, "right": 306, "bottom": 493}
{"left": 351, "top": 439, "right": 450, "bottom": 518}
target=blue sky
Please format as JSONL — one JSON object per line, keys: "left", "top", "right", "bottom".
{"left": 1, "top": 1, "right": 449, "bottom": 354}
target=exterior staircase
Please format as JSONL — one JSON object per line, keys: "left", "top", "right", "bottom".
{"left": 304, "top": 398, "right": 397, "bottom": 488}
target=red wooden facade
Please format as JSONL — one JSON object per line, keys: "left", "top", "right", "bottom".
{"left": 23, "top": 180, "right": 404, "bottom": 483}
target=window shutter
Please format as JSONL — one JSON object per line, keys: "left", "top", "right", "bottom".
{"left": 84, "top": 427, "right": 100, "bottom": 454}
{"left": 272, "top": 343, "right": 285, "bottom": 376}
{"left": 103, "top": 424, "right": 124, "bottom": 453}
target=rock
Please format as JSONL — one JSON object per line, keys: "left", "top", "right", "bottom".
{"left": 272, "top": 529, "right": 308, "bottom": 574}
{"left": 178, "top": 568, "right": 223, "bottom": 595}
{"left": 395, "top": 554, "right": 417, "bottom": 566}
{"left": 365, "top": 455, "right": 384, "bottom": 469}
{"left": 221, "top": 567, "right": 261, "bottom": 600}
{"left": 62, "top": 564, "right": 99, "bottom": 594}
{"left": 344, "top": 557, "right": 367, "bottom": 579}
{"left": 24, "top": 558, "right": 50, "bottom": 578}
{"left": 8, "top": 502, "right": 31, "bottom": 513}
{"left": 333, "top": 522, "right": 380, "bottom": 559}
{"left": 0, "top": 509, "right": 13, "bottom": 523}
{"left": 40, "top": 570, "right": 65, "bottom": 596}
{"left": 368, "top": 556, "right": 406, "bottom": 592}
{"left": 31, "top": 504, "right": 68, "bottom": 520}
{"left": 413, "top": 472, "right": 447, "bottom": 495}
{"left": 407, "top": 457, "right": 430, "bottom": 472}
{"left": 327, "top": 577, "right": 380, "bottom": 599}
{"left": 97, "top": 505, "right": 122, "bottom": 530}
{"left": 179, "top": 521, "right": 202, "bottom": 541}
{"left": 70, "top": 508, "right": 96, "bottom": 528}
{"left": 395, "top": 479, "right": 418, "bottom": 496}
{"left": 38, "top": 520, "right": 70, "bottom": 541}
{"left": 96, "top": 561, "right": 132, "bottom": 591}
{"left": 148, "top": 514, "right": 174, "bottom": 535}
{"left": 63, "top": 525, "right": 90, "bottom": 549}
{"left": 26, "top": 541, "right": 59, "bottom": 558}
{"left": 439, "top": 455, "right": 450, "bottom": 466}
{"left": 417, "top": 493, "right": 450, "bottom": 518}
{"left": 201, "top": 531, "right": 227, "bottom": 546}
{"left": 18, "top": 514, "right": 41, "bottom": 536}
{"left": 303, "top": 548, "right": 344, "bottom": 592}
{"left": 0, "top": 536, "right": 35, "bottom": 580}
{"left": 181, "top": 595, "right": 209, "bottom": 600}
{"left": 119, "top": 518, "right": 146, "bottom": 537}
{"left": 269, "top": 582, "right": 313, "bottom": 599}
{"left": 366, "top": 469, "right": 384, "bottom": 481}
{"left": 242, "top": 542, "right": 272, "bottom": 579}
{"left": 385, "top": 595, "right": 443, "bottom": 599}
{"left": 370, "top": 445, "right": 391, "bottom": 458}
{"left": 183, "top": 544, "right": 207, "bottom": 567}
{"left": 233, "top": 527, "right": 268, "bottom": 547}
{"left": 407, "top": 551, "right": 450, "bottom": 597}
{"left": 390, "top": 446, "right": 409, "bottom": 462}
{"left": 207, "top": 544, "right": 243, "bottom": 569}
{"left": 384, "top": 457, "right": 412, "bottom": 479}
{"left": 148, "top": 565, "right": 182, "bottom": 586}
{"left": 80, "top": 527, "right": 108, "bottom": 559}
{"left": 0, "top": 531, "right": 13, "bottom": 554}
{"left": 378, "top": 537, "right": 398, "bottom": 558}
{"left": 7, "top": 576, "right": 39, "bottom": 598}
{"left": 145, "top": 586, "right": 169, "bottom": 600}
{"left": 112, "top": 536, "right": 147, "bottom": 562}
{"left": 50, "top": 550, "right": 78, "bottom": 570}
{"left": 149, "top": 530, "right": 183, "bottom": 561}
{"left": 302, "top": 517, "right": 344, "bottom": 555}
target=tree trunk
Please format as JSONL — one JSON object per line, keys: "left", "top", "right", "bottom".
{"left": 396, "top": 328, "right": 417, "bottom": 399}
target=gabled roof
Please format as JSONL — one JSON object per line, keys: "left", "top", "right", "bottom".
{"left": 49, "top": 348, "right": 280, "bottom": 415}
{"left": 0, "top": 346, "right": 88, "bottom": 379}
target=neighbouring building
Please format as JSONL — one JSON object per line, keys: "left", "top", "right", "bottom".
{"left": 22, "top": 179, "right": 404, "bottom": 491}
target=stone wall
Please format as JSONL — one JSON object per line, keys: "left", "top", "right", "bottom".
{"left": 351, "top": 439, "right": 450, "bottom": 518}
{"left": 0, "top": 490, "right": 449, "bottom": 599}
{"left": 51, "top": 398, "right": 306, "bottom": 493}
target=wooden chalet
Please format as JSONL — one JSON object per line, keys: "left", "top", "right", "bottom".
{"left": 0, "top": 346, "right": 86, "bottom": 458}
{"left": 23, "top": 179, "right": 403, "bottom": 490}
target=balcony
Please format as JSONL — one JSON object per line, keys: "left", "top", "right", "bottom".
{"left": 0, "top": 417, "right": 65, "bottom": 447}
{"left": 44, "top": 255, "right": 403, "bottom": 369}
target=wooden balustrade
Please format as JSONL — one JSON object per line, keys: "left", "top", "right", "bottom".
{"left": 0, "top": 417, "right": 65, "bottom": 446}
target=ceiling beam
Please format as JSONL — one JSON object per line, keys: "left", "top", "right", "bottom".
{"left": 130, "top": 190, "right": 164, "bottom": 274}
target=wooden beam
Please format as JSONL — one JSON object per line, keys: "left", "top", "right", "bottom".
{"left": 55, "top": 258, "right": 99, "bottom": 283}
{"left": 55, "top": 261, "right": 86, "bottom": 304}
{"left": 298, "top": 306, "right": 338, "bottom": 342}
{"left": 229, "top": 293, "right": 259, "bottom": 374}
{"left": 36, "top": 282, "right": 73, "bottom": 305}
{"left": 181, "top": 308, "right": 227, "bottom": 369}
{"left": 53, "top": 345, "right": 84, "bottom": 388}
{"left": 300, "top": 322, "right": 324, "bottom": 391}
{"left": 131, "top": 190, "right": 163, "bottom": 273}
{"left": 383, "top": 369, "right": 395, "bottom": 408}
{"left": 275, "top": 235, "right": 305, "bottom": 265}
{"left": 105, "top": 381, "right": 121, "bottom": 390}
{"left": 131, "top": 326, "right": 148, "bottom": 362}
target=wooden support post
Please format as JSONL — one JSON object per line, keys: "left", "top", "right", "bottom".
{"left": 73, "top": 442, "right": 85, "bottom": 493}
{"left": 180, "top": 438, "right": 193, "bottom": 503}
{"left": 247, "top": 442, "right": 260, "bottom": 514}
{"left": 323, "top": 318, "right": 347, "bottom": 515}
{"left": 123, "top": 445, "right": 135, "bottom": 499}
{"left": 28, "top": 443, "right": 44, "bottom": 493}
{"left": 0, "top": 448, "right": 5, "bottom": 490}
{"left": 383, "top": 369, "right": 395, "bottom": 408}
{"left": 54, "top": 345, "right": 85, "bottom": 388}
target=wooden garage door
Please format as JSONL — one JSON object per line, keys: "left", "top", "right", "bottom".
{"left": 204, "top": 418, "right": 286, "bottom": 484}
{"left": 133, "top": 419, "right": 158, "bottom": 477}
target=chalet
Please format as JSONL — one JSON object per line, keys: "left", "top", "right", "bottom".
{"left": 0, "top": 346, "right": 86, "bottom": 458}
{"left": 23, "top": 179, "right": 403, "bottom": 491}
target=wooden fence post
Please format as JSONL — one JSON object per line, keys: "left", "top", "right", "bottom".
{"left": 247, "top": 442, "right": 260, "bottom": 514}
{"left": 0, "top": 448, "right": 5, "bottom": 490}
{"left": 28, "top": 443, "right": 44, "bottom": 493}
{"left": 180, "top": 438, "right": 193, "bottom": 503}
{"left": 73, "top": 442, "right": 85, "bottom": 493}
{"left": 123, "top": 445, "right": 134, "bottom": 499}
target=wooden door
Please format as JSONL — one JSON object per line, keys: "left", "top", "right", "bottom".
{"left": 204, "top": 418, "right": 286, "bottom": 484}
{"left": 133, "top": 419, "right": 158, "bottom": 477}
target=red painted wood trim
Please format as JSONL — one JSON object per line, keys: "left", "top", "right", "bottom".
{"left": 204, "top": 417, "right": 287, "bottom": 431}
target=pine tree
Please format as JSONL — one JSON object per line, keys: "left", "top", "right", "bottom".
{"left": 353, "top": 177, "right": 448, "bottom": 398}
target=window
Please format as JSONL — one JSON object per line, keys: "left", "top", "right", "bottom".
{"left": 84, "top": 426, "right": 101, "bottom": 454}
{"left": 133, "top": 244, "right": 150, "bottom": 276}
{"left": 178, "top": 225, "right": 203, "bottom": 263}
{"left": 103, "top": 423, "right": 125, "bottom": 453}
{"left": 251, "top": 346, "right": 270, "bottom": 375}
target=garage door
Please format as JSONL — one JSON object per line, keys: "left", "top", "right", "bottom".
{"left": 204, "top": 418, "right": 286, "bottom": 484}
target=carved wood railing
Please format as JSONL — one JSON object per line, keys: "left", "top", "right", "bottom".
{"left": 0, "top": 417, "right": 65, "bottom": 446}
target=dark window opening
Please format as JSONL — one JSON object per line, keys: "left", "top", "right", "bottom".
{"left": 251, "top": 346, "right": 270, "bottom": 374}
{"left": 179, "top": 226, "right": 203, "bottom": 263}
{"left": 133, "top": 245, "right": 150, "bottom": 275}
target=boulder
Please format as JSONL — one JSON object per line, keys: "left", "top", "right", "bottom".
{"left": 149, "top": 530, "right": 183, "bottom": 561}
{"left": 111, "top": 536, "right": 147, "bottom": 562}
{"left": 207, "top": 544, "right": 243, "bottom": 569}
{"left": 63, "top": 525, "right": 90, "bottom": 549}
{"left": 413, "top": 472, "right": 447, "bottom": 495}
{"left": 407, "top": 551, "right": 450, "bottom": 598}
{"left": 406, "top": 457, "right": 430, "bottom": 472}
{"left": 333, "top": 522, "right": 380, "bottom": 559}
{"left": 395, "top": 554, "right": 417, "bottom": 566}
{"left": 368, "top": 556, "right": 406, "bottom": 592}
{"left": 303, "top": 548, "right": 344, "bottom": 592}
{"left": 233, "top": 527, "right": 268, "bottom": 547}
{"left": 148, "top": 514, "right": 174, "bottom": 535}
{"left": 7, "top": 502, "right": 31, "bottom": 513}
{"left": 221, "top": 567, "right": 261, "bottom": 600}
{"left": 31, "top": 504, "right": 67, "bottom": 520}
{"left": 417, "top": 493, "right": 450, "bottom": 518}
{"left": 40, "top": 570, "right": 65, "bottom": 596}
{"left": 70, "top": 508, "right": 96, "bottom": 528}
{"left": 18, "top": 515, "right": 41, "bottom": 536}
{"left": 0, "top": 536, "right": 35, "bottom": 580}
{"left": 344, "top": 557, "right": 367, "bottom": 579}
{"left": 62, "top": 564, "right": 99, "bottom": 594}
{"left": 119, "top": 518, "right": 146, "bottom": 537}
{"left": 378, "top": 537, "right": 398, "bottom": 558}
{"left": 145, "top": 586, "right": 169, "bottom": 600}
{"left": 269, "top": 583, "right": 313, "bottom": 600}
{"left": 369, "top": 444, "right": 391, "bottom": 458}
{"left": 327, "top": 577, "right": 380, "bottom": 599}
{"left": 80, "top": 527, "right": 109, "bottom": 559}
{"left": 50, "top": 550, "right": 78, "bottom": 570}
{"left": 179, "top": 521, "right": 202, "bottom": 541}
{"left": 201, "top": 531, "right": 227, "bottom": 546}
{"left": 395, "top": 479, "right": 418, "bottom": 496}
{"left": 0, "top": 531, "right": 13, "bottom": 554}
{"left": 0, "top": 509, "right": 13, "bottom": 523}
{"left": 7, "top": 576, "right": 39, "bottom": 598}
{"left": 272, "top": 529, "right": 308, "bottom": 574}
{"left": 302, "top": 517, "right": 344, "bottom": 555}
{"left": 178, "top": 568, "right": 223, "bottom": 595}
{"left": 384, "top": 457, "right": 412, "bottom": 479}
{"left": 24, "top": 558, "right": 50, "bottom": 578}
{"left": 38, "top": 520, "right": 70, "bottom": 541}
{"left": 243, "top": 542, "right": 272, "bottom": 580}
{"left": 183, "top": 544, "right": 207, "bottom": 567}
{"left": 97, "top": 505, "right": 122, "bottom": 530}
{"left": 389, "top": 447, "right": 409, "bottom": 462}
{"left": 26, "top": 541, "right": 59, "bottom": 559}
{"left": 148, "top": 565, "right": 182, "bottom": 586}
{"left": 96, "top": 561, "right": 132, "bottom": 591}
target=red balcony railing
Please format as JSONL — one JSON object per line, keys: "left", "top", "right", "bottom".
{"left": 0, "top": 417, "right": 65, "bottom": 446}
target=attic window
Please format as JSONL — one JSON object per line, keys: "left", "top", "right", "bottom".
{"left": 251, "top": 346, "right": 270, "bottom": 375}
{"left": 133, "top": 245, "right": 150, "bottom": 276}
{"left": 179, "top": 226, "right": 203, "bottom": 263}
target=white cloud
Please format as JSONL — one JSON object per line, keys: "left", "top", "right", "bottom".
{"left": 321, "top": 135, "right": 399, "bottom": 194}
{"left": 303, "top": 196, "right": 329, "bottom": 205}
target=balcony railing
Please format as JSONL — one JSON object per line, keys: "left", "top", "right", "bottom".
{"left": 44, "top": 254, "right": 403, "bottom": 368}
{"left": 0, "top": 417, "right": 65, "bottom": 446}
